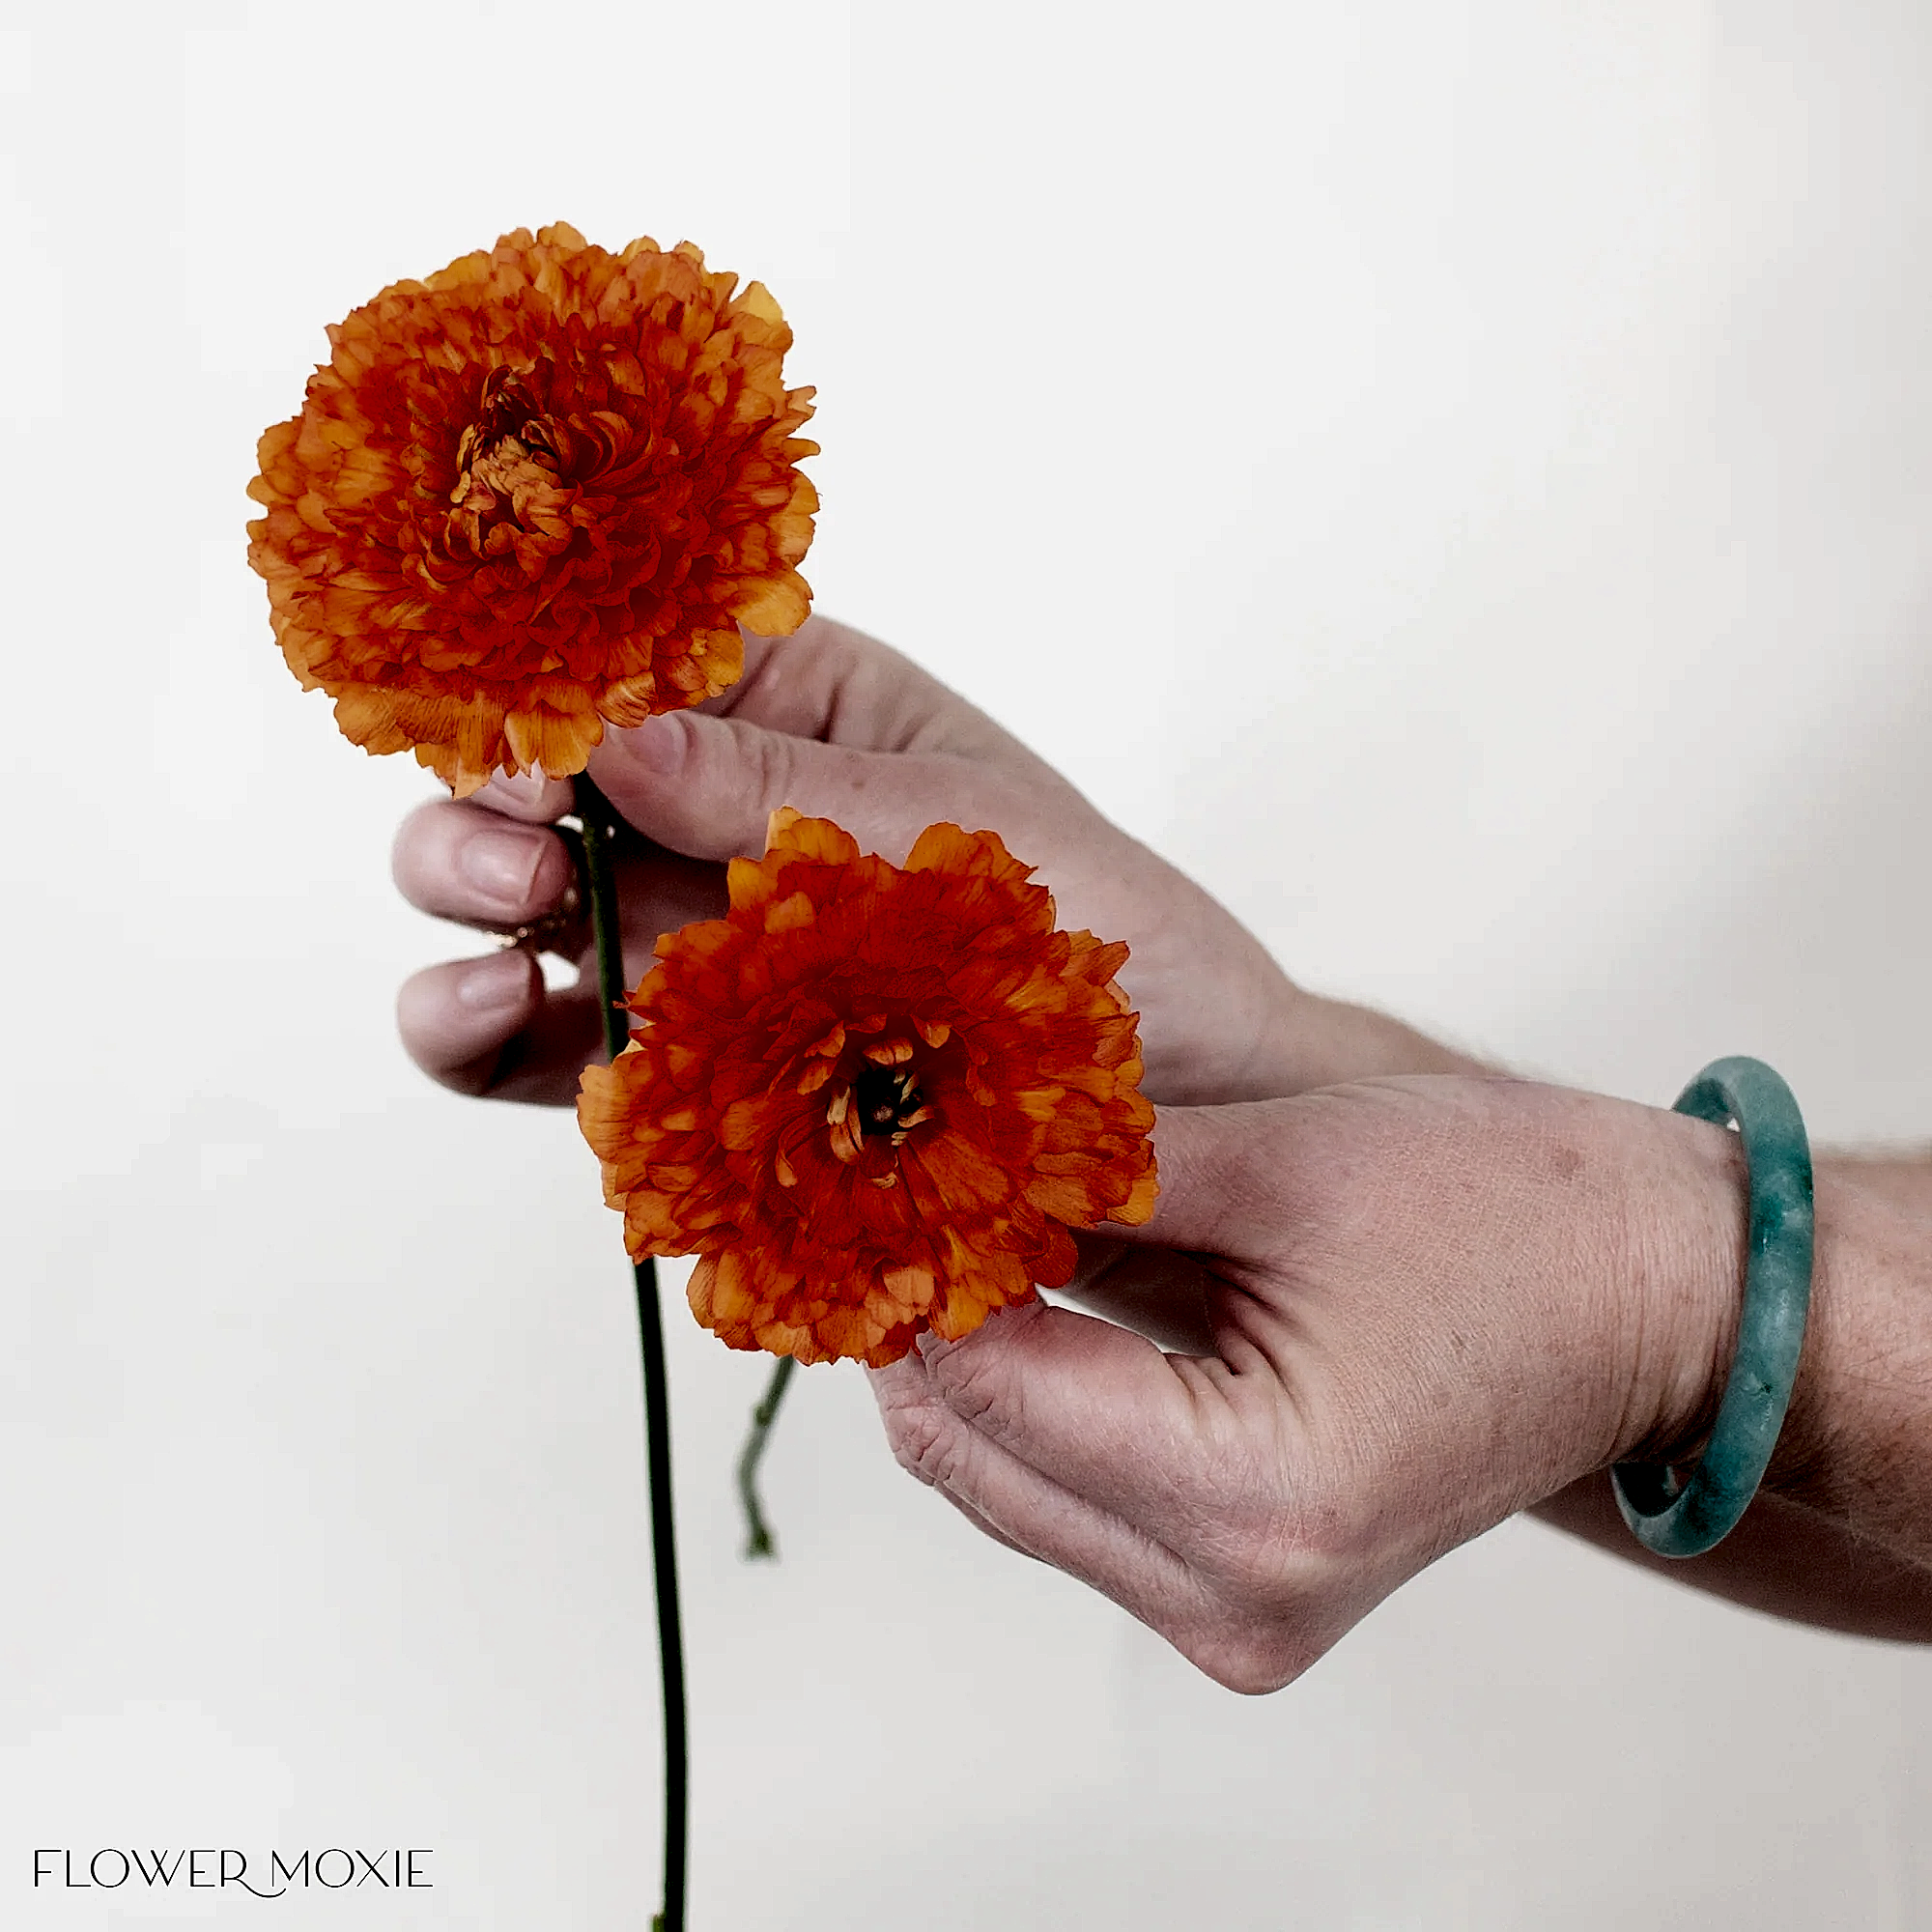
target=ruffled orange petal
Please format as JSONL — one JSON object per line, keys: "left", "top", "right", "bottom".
{"left": 248, "top": 227, "right": 816, "bottom": 789}
{"left": 580, "top": 815, "right": 1158, "bottom": 1364}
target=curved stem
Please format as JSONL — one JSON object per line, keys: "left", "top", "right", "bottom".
{"left": 577, "top": 775, "right": 687, "bottom": 1932}
{"left": 736, "top": 1355, "right": 797, "bottom": 1559}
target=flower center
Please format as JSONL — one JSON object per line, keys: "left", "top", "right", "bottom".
{"left": 448, "top": 368, "right": 569, "bottom": 544}
{"left": 853, "top": 1063, "right": 923, "bottom": 1137}
{"left": 818, "top": 1033, "right": 941, "bottom": 1169}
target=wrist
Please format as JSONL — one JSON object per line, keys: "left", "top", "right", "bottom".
{"left": 1609, "top": 1109, "right": 1932, "bottom": 1572}
{"left": 1602, "top": 1104, "right": 1750, "bottom": 1471}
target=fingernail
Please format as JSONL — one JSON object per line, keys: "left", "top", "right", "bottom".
{"left": 619, "top": 714, "right": 686, "bottom": 775}
{"left": 456, "top": 952, "right": 531, "bottom": 1013}
{"left": 458, "top": 827, "right": 545, "bottom": 912}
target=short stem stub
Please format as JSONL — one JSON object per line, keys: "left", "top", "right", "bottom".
{"left": 737, "top": 1355, "right": 798, "bottom": 1559}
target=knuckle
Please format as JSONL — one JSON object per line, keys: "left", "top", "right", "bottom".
{"left": 926, "top": 1347, "right": 1002, "bottom": 1432}
{"left": 891, "top": 1408, "right": 961, "bottom": 1490}
{"left": 924, "top": 1309, "right": 1043, "bottom": 1441}
{"left": 1167, "top": 1510, "right": 1343, "bottom": 1693}
{"left": 747, "top": 619, "right": 857, "bottom": 724}
{"left": 803, "top": 622, "right": 864, "bottom": 690}
{"left": 1179, "top": 1616, "right": 1319, "bottom": 1697}
{"left": 1167, "top": 1461, "right": 1350, "bottom": 1662}
{"left": 746, "top": 723, "right": 800, "bottom": 812}
{"left": 873, "top": 1379, "right": 964, "bottom": 1491}
{"left": 1214, "top": 1477, "right": 1353, "bottom": 1613}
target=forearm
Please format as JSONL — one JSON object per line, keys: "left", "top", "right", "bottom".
{"left": 1536, "top": 1478, "right": 1932, "bottom": 1642}
{"left": 1819, "top": 1149, "right": 1932, "bottom": 1222}
{"left": 1763, "top": 1163, "right": 1932, "bottom": 1571}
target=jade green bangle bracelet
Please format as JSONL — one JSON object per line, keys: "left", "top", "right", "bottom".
{"left": 1610, "top": 1056, "right": 1814, "bottom": 1559}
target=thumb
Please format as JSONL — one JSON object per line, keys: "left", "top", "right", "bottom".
{"left": 583, "top": 707, "right": 977, "bottom": 865}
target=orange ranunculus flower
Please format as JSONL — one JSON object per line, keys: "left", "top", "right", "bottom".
{"left": 246, "top": 224, "right": 817, "bottom": 796}
{"left": 578, "top": 812, "right": 1159, "bottom": 1367}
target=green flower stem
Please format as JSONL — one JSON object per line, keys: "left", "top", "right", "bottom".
{"left": 576, "top": 775, "right": 687, "bottom": 1932}
{"left": 736, "top": 1355, "right": 797, "bottom": 1559}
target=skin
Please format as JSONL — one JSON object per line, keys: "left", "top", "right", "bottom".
{"left": 392, "top": 615, "right": 1932, "bottom": 1676}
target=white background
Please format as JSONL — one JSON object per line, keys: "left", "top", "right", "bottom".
{"left": 4, "top": 2, "right": 1930, "bottom": 1925}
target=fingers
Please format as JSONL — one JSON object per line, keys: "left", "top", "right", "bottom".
{"left": 873, "top": 1295, "right": 1339, "bottom": 1691}
{"left": 392, "top": 798, "right": 575, "bottom": 930}
{"left": 396, "top": 792, "right": 727, "bottom": 942}
{"left": 892, "top": 1300, "right": 1212, "bottom": 1538}
{"left": 872, "top": 1307, "right": 1318, "bottom": 1691}
{"left": 391, "top": 613, "right": 1077, "bottom": 1114}
{"left": 920, "top": 1479, "right": 1043, "bottom": 1563}
{"left": 396, "top": 950, "right": 541, "bottom": 1095}
{"left": 395, "top": 952, "right": 606, "bottom": 1104}
{"left": 395, "top": 614, "right": 1046, "bottom": 942}
{"left": 585, "top": 703, "right": 1012, "bottom": 867}
{"left": 580, "top": 611, "right": 1085, "bottom": 865}
{"left": 391, "top": 787, "right": 728, "bottom": 1110}
{"left": 870, "top": 1329, "right": 1215, "bottom": 1634}
{"left": 478, "top": 768, "right": 577, "bottom": 823}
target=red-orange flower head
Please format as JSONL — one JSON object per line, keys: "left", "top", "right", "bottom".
{"left": 246, "top": 224, "right": 817, "bottom": 796}
{"left": 578, "top": 812, "right": 1159, "bottom": 1367}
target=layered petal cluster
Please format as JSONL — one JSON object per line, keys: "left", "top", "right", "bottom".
{"left": 247, "top": 224, "right": 817, "bottom": 795}
{"left": 579, "top": 812, "right": 1158, "bottom": 1366}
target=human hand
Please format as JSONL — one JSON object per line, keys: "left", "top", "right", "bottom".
{"left": 392, "top": 615, "right": 1458, "bottom": 1107}
{"left": 870, "top": 1074, "right": 1752, "bottom": 1690}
